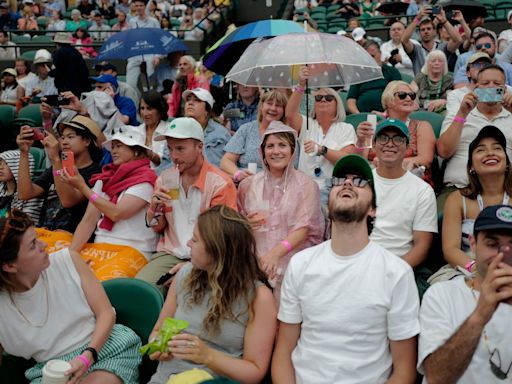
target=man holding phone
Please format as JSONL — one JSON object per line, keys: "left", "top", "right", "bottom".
{"left": 419, "top": 204, "right": 512, "bottom": 383}
{"left": 437, "top": 64, "right": 512, "bottom": 210}
{"left": 380, "top": 21, "right": 415, "bottom": 78}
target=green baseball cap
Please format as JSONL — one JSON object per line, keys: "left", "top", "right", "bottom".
{"left": 332, "top": 154, "right": 376, "bottom": 204}
{"left": 375, "top": 118, "right": 410, "bottom": 143}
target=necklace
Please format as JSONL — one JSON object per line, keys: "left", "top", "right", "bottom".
{"left": 469, "top": 279, "right": 512, "bottom": 381}
{"left": 8, "top": 273, "right": 49, "bottom": 328}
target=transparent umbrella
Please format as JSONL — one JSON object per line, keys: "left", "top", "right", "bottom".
{"left": 226, "top": 32, "right": 383, "bottom": 89}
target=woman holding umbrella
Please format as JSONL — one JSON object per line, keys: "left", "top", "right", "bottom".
{"left": 286, "top": 66, "right": 356, "bottom": 207}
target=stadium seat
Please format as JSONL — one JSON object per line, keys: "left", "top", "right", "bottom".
{"left": 400, "top": 73, "right": 414, "bottom": 83}
{"left": 31, "top": 35, "right": 53, "bottom": 44}
{"left": 410, "top": 110, "right": 444, "bottom": 138}
{"left": 29, "top": 147, "right": 47, "bottom": 179}
{"left": 11, "top": 35, "right": 31, "bottom": 44}
{"left": 20, "top": 50, "right": 38, "bottom": 60}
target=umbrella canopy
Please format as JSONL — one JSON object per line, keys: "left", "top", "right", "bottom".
{"left": 376, "top": 1, "right": 410, "bottom": 15}
{"left": 203, "top": 19, "right": 304, "bottom": 76}
{"left": 436, "top": 0, "right": 487, "bottom": 18}
{"left": 226, "top": 32, "right": 383, "bottom": 89}
{"left": 97, "top": 28, "right": 188, "bottom": 61}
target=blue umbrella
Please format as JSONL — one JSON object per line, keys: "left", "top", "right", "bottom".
{"left": 97, "top": 28, "right": 188, "bottom": 61}
{"left": 203, "top": 19, "right": 304, "bottom": 76}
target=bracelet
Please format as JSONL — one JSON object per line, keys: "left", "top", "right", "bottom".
{"left": 89, "top": 192, "right": 99, "bottom": 203}
{"left": 83, "top": 347, "right": 98, "bottom": 363}
{"left": 413, "top": 16, "right": 421, "bottom": 23}
{"left": 465, "top": 260, "right": 475, "bottom": 272}
{"left": 233, "top": 170, "right": 242, "bottom": 182}
{"left": 293, "top": 85, "right": 305, "bottom": 94}
{"left": 281, "top": 240, "right": 293, "bottom": 253}
{"left": 453, "top": 116, "right": 466, "bottom": 124}
{"left": 76, "top": 354, "right": 91, "bottom": 371}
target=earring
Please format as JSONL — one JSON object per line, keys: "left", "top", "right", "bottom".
{"left": 470, "top": 169, "right": 476, "bottom": 175}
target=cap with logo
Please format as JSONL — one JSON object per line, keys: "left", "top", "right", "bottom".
{"left": 90, "top": 74, "right": 119, "bottom": 90}
{"left": 332, "top": 154, "right": 376, "bottom": 204}
{"left": 474, "top": 205, "right": 512, "bottom": 235}
{"left": 182, "top": 88, "right": 214, "bottom": 108}
{"left": 375, "top": 118, "right": 410, "bottom": 143}
{"left": 154, "top": 117, "right": 204, "bottom": 143}
{"left": 351, "top": 27, "right": 366, "bottom": 42}
{"left": 466, "top": 52, "right": 493, "bottom": 69}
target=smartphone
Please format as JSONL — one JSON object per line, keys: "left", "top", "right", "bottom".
{"left": 31, "top": 126, "right": 45, "bottom": 141}
{"left": 432, "top": 5, "right": 441, "bottom": 15}
{"left": 223, "top": 108, "right": 241, "bottom": 119}
{"left": 44, "top": 95, "right": 71, "bottom": 107}
{"left": 390, "top": 48, "right": 399, "bottom": 56}
{"left": 501, "top": 245, "right": 512, "bottom": 266}
{"left": 61, "top": 150, "right": 75, "bottom": 176}
{"left": 156, "top": 272, "right": 176, "bottom": 286}
{"left": 475, "top": 87, "right": 504, "bottom": 103}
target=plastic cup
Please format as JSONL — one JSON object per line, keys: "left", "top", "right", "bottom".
{"left": 361, "top": 114, "right": 377, "bottom": 149}
{"left": 161, "top": 171, "right": 180, "bottom": 200}
{"left": 42, "top": 360, "right": 71, "bottom": 384}
{"left": 247, "top": 163, "right": 257, "bottom": 174}
{"left": 250, "top": 200, "right": 270, "bottom": 232}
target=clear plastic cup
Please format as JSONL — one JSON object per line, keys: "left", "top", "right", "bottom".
{"left": 161, "top": 170, "right": 180, "bottom": 200}
{"left": 361, "top": 114, "right": 377, "bottom": 149}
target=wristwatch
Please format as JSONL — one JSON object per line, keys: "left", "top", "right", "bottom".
{"left": 319, "top": 145, "right": 328, "bottom": 156}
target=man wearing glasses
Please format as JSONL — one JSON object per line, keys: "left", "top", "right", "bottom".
{"left": 273, "top": 154, "right": 420, "bottom": 384}
{"left": 370, "top": 119, "right": 437, "bottom": 296}
{"left": 419, "top": 204, "right": 512, "bottom": 383}
{"left": 437, "top": 64, "right": 512, "bottom": 210}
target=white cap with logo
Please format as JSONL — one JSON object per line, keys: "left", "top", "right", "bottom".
{"left": 182, "top": 88, "right": 214, "bottom": 108}
{"left": 155, "top": 117, "right": 204, "bottom": 143}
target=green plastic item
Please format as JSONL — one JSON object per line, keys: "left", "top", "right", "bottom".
{"left": 139, "top": 317, "right": 189, "bottom": 356}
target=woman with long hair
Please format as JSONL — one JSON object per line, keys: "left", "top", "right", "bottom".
{"left": 238, "top": 121, "right": 324, "bottom": 303}
{"left": 221, "top": 90, "right": 288, "bottom": 183}
{"left": 138, "top": 91, "right": 169, "bottom": 168}
{"left": 356, "top": 80, "right": 436, "bottom": 185}
{"left": 148, "top": 205, "right": 276, "bottom": 383}
{"left": 443, "top": 126, "right": 512, "bottom": 269}
{"left": 72, "top": 28, "right": 96, "bottom": 59}
{"left": 0, "top": 210, "right": 141, "bottom": 383}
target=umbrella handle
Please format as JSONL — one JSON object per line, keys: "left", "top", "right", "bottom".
{"left": 305, "top": 79, "right": 309, "bottom": 131}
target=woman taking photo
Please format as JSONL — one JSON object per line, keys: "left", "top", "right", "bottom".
{"left": 356, "top": 80, "right": 436, "bottom": 185}
{"left": 148, "top": 205, "right": 276, "bottom": 384}
{"left": 286, "top": 66, "right": 356, "bottom": 206}
{"left": 442, "top": 126, "right": 511, "bottom": 270}
{"left": 221, "top": 90, "right": 288, "bottom": 183}
{"left": 63, "top": 125, "right": 158, "bottom": 262}
{"left": 138, "top": 91, "right": 169, "bottom": 168}
{"left": 238, "top": 121, "right": 324, "bottom": 303}
{"left": 410, "top": 50, "right": 453, "bottom": 113}
{"left": 0, "top": 210, "right": 141, "bottom": 383}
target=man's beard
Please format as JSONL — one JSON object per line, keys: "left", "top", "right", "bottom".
{"left": 329, "top": 198, "right": 372, "bottom": 225}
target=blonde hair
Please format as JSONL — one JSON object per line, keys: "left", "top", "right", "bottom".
{"left": 257, "top": 90, "right": 288, "bottom": 123}
{"left": 311, "top": 87, "right": 346, "bottom": 123}
{"left": 421, "top": 49, "right": 448, "bottom": 75}
{"left": 381, "top": 80, "right": 416, "bottom": 110}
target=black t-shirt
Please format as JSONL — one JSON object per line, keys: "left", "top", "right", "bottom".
{"left": 35, "top": 162, "right": 101, "bottom": 233}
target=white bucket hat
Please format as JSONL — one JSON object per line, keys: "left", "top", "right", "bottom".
{"left": 154, "top": 117, "right": 204, "bottom": 143}
{"left": 103, "top": 125, "right": 152, "bottom": 151}
{"left": 33, "top": 49, "right": 52, "bottom": 65}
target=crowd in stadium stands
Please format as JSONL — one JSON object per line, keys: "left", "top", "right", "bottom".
{"left": 1, "top": 0, "right": 512, "bottom": 383}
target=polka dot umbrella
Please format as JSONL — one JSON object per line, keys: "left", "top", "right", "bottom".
{"left": 226, "top": 32, "right": 383, "bottom": 89}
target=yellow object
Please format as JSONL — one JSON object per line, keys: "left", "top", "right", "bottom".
{"left": 166, "top": 369, "right": 214, "bottom": 384}
{"left": 214, "top": 0, "right": 229, "bottom": 6}
{"left": 36, "top": 228, "right": 148, "bottom": 281}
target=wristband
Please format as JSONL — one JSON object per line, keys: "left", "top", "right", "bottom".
{"left": 281, "top": 240, "right": 293, "bottom": 253}
{"left": 89, "top": 192, "right": 99, "bottom": 203}
{"left": 293, "top": 85, "right": 305, "bottom": 94}
{"left": 77, "top": 354, "right": 92, "bottom": 370}
{"left": 233, "top": 170, "right": 242, "bottom": 182}
{"left": 453, "top": 116, "right": 466, "bottom": 124}
{"left": 83, "top": 347, "right": 98, "bottom": 363}
{"left": 465, "top": 260, "right": 475, "bottom": 272}
{"left": 413, "top": 16, "right": 421, "bottom": 24}
{"left": 52, "top": 169, "right": 61, "bottom": 177}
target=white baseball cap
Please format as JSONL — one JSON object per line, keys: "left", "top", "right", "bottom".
{"left": 182, "top": 88, "right": 214, "bottom": 109}
{"left": 154, "top": 117, "right": 204, "bottom": 143}
{"left": 103, "top": 125, "right": 152, "bottom": 151}
{"left": 352, "top": 27, "right": 366, "bottom": 42}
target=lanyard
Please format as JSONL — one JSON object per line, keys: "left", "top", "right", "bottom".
{"left": 426, "top": 76, "right": 444, "bottom": 102}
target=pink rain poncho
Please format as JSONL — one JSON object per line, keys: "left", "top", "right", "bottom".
{"left": 238, "top": 121, "right": 325, "bottom": 303}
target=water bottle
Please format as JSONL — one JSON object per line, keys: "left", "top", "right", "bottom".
{"left": 410, "top": 165, "right": 426, "bottom": 178}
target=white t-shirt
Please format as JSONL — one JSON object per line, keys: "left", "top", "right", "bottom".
{"left": 93, "top": 180, "right": 158, "bottom": 259}
{"left": 418, "top": 277, "right": 512, "bottom": 383}
{"left": 380, "top": 39, "right": 416, "bottom": 78}
{"left": 0, "top": 249, "right": 96, "bottom": 361}
{"left": 441, "top": 107, "right": 512, "bottom": 187}
{"left": 279, "top": 240, "right": 420, "bottom": 384}
{"left": 298, "top": 116, "right": 356, "bottom": 190}
{"left": 171, "top": 182, "right": 201, "bottom": 259}
{"left": 371, "top": 170, "right": 438, "bottom": 258}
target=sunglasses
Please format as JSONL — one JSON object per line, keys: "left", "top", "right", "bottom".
{"left": 394, "top": 91, "right": 416, "bottom": 100}
{"left": 489, "top": 348, "right": 512, "bottom": 380}
{"left": 376, "top": 134, "right": 407, "bottom": 146}
{"left": 476, "top": 42, "right": 492, "bottom": 50}
{"left": 0, "top": 210, "right": 31, "bottom": 250}
{"left": 314, "top": 94, "right": 335, "bottom": 102}
{"left": 331, "top": 176, "right": 370, "bottom": 188}
{"left": 471, "top": 61, "right": 491, "bottom": 70}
